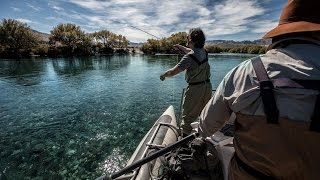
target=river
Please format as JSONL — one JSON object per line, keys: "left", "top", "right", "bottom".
{"left": 0, "top": 54, "right": 255, "bottom": 179}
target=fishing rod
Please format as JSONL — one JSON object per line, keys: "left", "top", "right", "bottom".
{"left": 128, "top": 25, "right": 161, "bottom": 40}
{"left": 117, "top": 21, "right": 162, "bottom": 54}
{"left": 97, "top": 133, "right": 198, "bottom": 180}
{"left": 111, "top": 20, "right": 161, "bottom": 40}
{"left": 111, "top": 20, "right": 191, "bottom": 58}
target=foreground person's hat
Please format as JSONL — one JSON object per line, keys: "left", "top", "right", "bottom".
{"left": 263, "top": 0, "right": 320, "bottom": 39}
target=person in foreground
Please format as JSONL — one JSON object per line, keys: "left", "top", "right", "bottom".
{"left": 160, "top": 28, "right": 212, "bottom": 136}
{"left": 198, "top": 0, "right": 320, "bottom": 179}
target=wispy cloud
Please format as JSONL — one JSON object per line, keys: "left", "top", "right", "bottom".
{"left": 251, "top": 20, "right": 278, "bottom": 33}
{"left": 0, "top": 0, "right": 286, "bottom": 42}
{"left": 69, "top": 0, "right": 112, "bottom": 11}
{"left": 26, "top": 3, "right": 41, "bottom": 11}
{"left": 52, "top": 6, "right": 64, "bottom": 11}
{"left": 48, "top": 1, "right": 65, "bottom": 11}
{"left": 66, "top": 0, "right": 269, "bottom": 41}
{"left": 45, "top": 17, "right": 58, "bottom": 20}
{"left": 11, "top": 7, "right": 21, "bottom": 12}
{"left": 205, "top": 0, "right": 264, "bottom": 36}
{"left": 16, "top": 18, "right": 34, "bottom": 24}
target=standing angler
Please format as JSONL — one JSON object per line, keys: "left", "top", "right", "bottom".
{"left": 160, "top": 28, "right": 212, "bottom": 136}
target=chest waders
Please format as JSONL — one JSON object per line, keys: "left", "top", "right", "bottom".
{"left": 231, "top": 57, "right": 320, "bottom": 180}
{"left": 181, "top": 51, "right": 212, "bottom": 135}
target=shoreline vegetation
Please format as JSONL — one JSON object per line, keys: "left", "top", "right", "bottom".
{"left": 0, "top": 19, "right": 268, "bottom": 59}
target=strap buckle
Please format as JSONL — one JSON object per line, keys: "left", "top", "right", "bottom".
{"left": 259, "top": 80, "right": 274, "bottom": 90}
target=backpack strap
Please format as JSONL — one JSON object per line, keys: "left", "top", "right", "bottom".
{"left": 188, "top": 50, "right": 208, "bottom": 66}
{"left": 251, "top": 57, "right": 279, "bottom": 124}
{"left": 291, "top": 80, "right": 320, "bottom": 132}
{"left": 310, "top": 94, "right": 320, "bottom": 132}
{"left": 252, "top": 57, "right": 320, "bottom": 131}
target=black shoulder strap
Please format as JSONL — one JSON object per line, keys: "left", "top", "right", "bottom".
{"left": 292, "top": 80, "right": 320, "bottom": 132}
{"left": 252, "top": 57, "right": 320, "bottom": 131}
{"left": 252, "top": 57, "right": 279, "bottom": 124}
{"left": 291, "top": 80, "right": 320, "bottom": 90}
{"left": 310, "top": 94, "right": 320, "bottom": 132}
{"left": 188, "top": 51, "right": 208, "bottom": 66}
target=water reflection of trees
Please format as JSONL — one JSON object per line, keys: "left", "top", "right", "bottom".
{"left": 93, "top": 55, "right": 130, "bottom": 71}
{"left": 51, "top": 57, "right": 94, "bottom": 75}
{"left": 0, "top": 56, "right": 131, "bottom": 85}
{"left": 0, "top": 59, "right": 44, "bottom": 86}
{"left": 51, "top": 56, "right": 131, "bottom": 76}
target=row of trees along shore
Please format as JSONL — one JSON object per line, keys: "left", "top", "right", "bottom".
{"left": 141, "top": 31, "right": 267, "bottom": 55}
{"left": 0, "top": 19, "right": 130, "bottom": 58}
{"left": 0, "top": 18, "right": 267, "bottom": 59}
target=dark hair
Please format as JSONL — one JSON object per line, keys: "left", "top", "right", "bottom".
{"left": 189, "top": 28, "right": 206, "bottom": 48}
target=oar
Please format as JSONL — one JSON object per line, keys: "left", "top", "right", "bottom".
{"left": 97, "top": 133, "right": 198, "bottom": 180}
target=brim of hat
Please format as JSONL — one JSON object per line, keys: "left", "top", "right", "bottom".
{"left": 263, "top": 21, "right": 320, "bottom": 39}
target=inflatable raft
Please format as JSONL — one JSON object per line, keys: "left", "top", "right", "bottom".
{"left": 98, "top": 105, "right": 234, "bottom": 180}
{"left": 97, "top": 105, "right": 185, "bottom": 180}
{"left": 120, "top": 105, "right": 179, "bottom": 180}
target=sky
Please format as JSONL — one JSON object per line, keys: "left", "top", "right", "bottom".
{"left": 0, "top": 0, "right": 287, "bottom": 43}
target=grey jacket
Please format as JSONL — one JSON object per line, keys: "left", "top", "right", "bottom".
{"left": 199, "top": 37, "right": 320, "bottom": 137}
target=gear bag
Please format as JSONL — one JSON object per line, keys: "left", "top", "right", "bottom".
{"left": 161, "top": 138, "right": 223, "bottom": 180}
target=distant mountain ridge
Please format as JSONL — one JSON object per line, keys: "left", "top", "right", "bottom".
{"left": 31, "top": 30, "right": 271, "bottom": 46}
{"left": 32, "top": 30, "right": 49, "bottom": 42}
{"left": 206, "top": 39, "right": 271, "bottom": 46}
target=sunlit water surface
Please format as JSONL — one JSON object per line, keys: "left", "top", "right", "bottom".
{"left": 0, "top": 54, "right": 255, "bottom": 179}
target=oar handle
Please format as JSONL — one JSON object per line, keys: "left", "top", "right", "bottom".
{"left": 100, "top": 132, "right": 198, "bottom": 180}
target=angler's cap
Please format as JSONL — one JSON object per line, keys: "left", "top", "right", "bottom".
{"left": 263, "top": 0, "right": 320, "bottom": 39}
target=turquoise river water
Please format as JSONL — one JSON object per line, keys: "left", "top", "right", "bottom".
{"left": 0, "top": 54, "right": 255, "bottom": 179}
